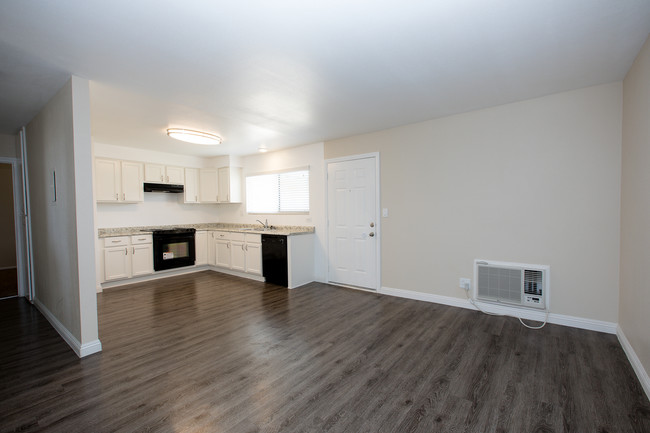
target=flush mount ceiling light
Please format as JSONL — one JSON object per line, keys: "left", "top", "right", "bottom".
{"left": 167, "top": 128, "right": 222, "bottom": 145}
{"left": 258, "top": 146, "right": 268, "bottom": 153}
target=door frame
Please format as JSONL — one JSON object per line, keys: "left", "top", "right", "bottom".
{"left": 324, "top": 152, "right": 381, "bottom": 291}
{"left": 0, "top": 156, "right": 27, "bottom": 298}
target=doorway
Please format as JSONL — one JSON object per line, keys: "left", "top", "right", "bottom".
{"left": 326, "top": 154, "right": 380, "bottom": 290}
{"left": 0, "top": 163, "right": 17, "bottom": 298}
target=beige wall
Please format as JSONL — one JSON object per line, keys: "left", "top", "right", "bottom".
{"left": 620, "top": 36, "right": 650, "bottom": 379}
{"left": 0, "top": 134, "right": 19, "bottom": 158}
{"left": 0, "top": 164, "right": 16, "bottom": 269}
{"left": 325, "top": 82, "right": 622, "bottom": 322}
{"left": 26, "top": 76, "right": 99, "bottom": 353}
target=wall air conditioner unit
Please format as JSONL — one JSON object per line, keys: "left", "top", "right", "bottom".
{"left": 474, "top": 260, "right": 549, "bottom": 310}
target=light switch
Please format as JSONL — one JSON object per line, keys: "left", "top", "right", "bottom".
{"left": 382, "top": 208, "right": 389, "bottom": 217}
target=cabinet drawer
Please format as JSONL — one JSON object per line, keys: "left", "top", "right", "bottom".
{"left": 245, "top": 233, "right": 261, "bottom": 243}
{"left": 103, "top": 236, "right": 129, "bottom": 247}
{"left": 229, "top": 232, "right": 246, "bottom": 242}
{"left": 131, "top": 234, "right": 152, "bottom": 245}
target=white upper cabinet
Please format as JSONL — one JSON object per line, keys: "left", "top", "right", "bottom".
{"left": 95, "top": 158, "right": 143, "bottom": 203}
{"left": 166, "top": 166, "right": 184, "bottom": 184}
{"left": 218, "top": 167, "right": 242, "bottom": 203}
{"left": 184, "top": 168, "right": 200, "bottom": 203}
{"left": 121, "top": 161, "right": 144, "bottom": 202}
{"left": 95, "top": 159, "right": 120, "bottom": 202}
{"left": 144, "top": 164, "right": 185, "bottom": 184}
{"left": 199, "top": 168, "right": 218, "bottom": 203}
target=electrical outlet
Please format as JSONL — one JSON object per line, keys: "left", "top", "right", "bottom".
{"left": 459, "top": 278, "right": 471, "bottom": 291}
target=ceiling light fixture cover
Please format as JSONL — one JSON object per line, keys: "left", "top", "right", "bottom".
{"left": 167, "top": 128, "right": 222, "bottom": 145}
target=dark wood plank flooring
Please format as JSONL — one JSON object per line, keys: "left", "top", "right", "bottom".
{"left": 1, "top": 271, "right": 649, "bottom": 432}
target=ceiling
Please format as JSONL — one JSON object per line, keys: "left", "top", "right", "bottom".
{"left": 1, "top": 1, "right": 649, "bottom": 157}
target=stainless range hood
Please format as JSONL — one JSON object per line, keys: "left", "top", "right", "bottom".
{"left": 143, "top": 183, "right": 184, "bottom": 193}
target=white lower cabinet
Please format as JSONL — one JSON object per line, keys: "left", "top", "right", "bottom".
{"left": 244, "top": 238, "right": 262, "bottom": 275}
{"left": 209, "top": 231, "right": 262, "bottom": 277}
{"left": 195, "top": 231, "right": 208, "bottom": 265}
{"left": 214, "top": 231, "right": 231, "bottom": 268}
{"left": 103, "top": 235, "right": 153, "bottom": 282}
{"left": 104, "top": 245, "right": 131, "bottom": 281}
{"left": 230, "top": 234, "right": 246, "bottom": 272}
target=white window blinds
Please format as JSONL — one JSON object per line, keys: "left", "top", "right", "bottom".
{"left": 246, "top": 169, "right": 309, "bottom": 213}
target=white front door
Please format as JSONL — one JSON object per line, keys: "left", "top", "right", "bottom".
{"left": 327, "top": 156, "right": 378, "bottom": 290}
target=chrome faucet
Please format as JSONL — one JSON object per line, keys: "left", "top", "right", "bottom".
{"left": 256, "top": 219, "right": 269, "bottom": 229}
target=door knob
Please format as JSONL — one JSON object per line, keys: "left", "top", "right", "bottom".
{"left": 369, "top": 232, "right": 375, "bottom": 237}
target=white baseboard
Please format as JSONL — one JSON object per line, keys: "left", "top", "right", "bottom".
{"left": 617, "top": 325, "right": 650, "bottom": 401}
{"left": 379, "top": 286, "right": 617, "bottom": 334}
{"left": 100, "top": 265, "right": 265, "bottom": 291}
{"left": 33, "top": 298, "right": 102, "bottom": 358}
{"left": 100, "top": 265, "right": 211, "bottom": 290}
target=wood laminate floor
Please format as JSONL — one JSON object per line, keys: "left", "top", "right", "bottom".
{"left": 1, "top": 271, "right": 649, "bottom": 432}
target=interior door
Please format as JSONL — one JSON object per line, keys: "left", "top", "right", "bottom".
{"left": 327, "top": 157, "right": 377, "bottom": 290}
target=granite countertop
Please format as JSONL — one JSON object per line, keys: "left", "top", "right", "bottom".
{"left": 98, "top": 223, "right": 315, "bottom": 238}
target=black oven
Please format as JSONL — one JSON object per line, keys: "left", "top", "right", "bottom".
{"left": 152, "top": 228, "right": 196, "bottom": 271}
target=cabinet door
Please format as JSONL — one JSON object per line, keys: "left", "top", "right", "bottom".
{"left": 95, "top": 159, "right": 120, "bottom": 202}
{"left": 199, "top": 169, "right": 218, "bottom": 202}
{"left": 245, "top": 242, "right": 262, "bottom": 275}
{"left": 184, "top": 168, "right": 199, "bottom": 203}
{"left": 121, "top": 161, "right": 144, "bottom": 202}
{"left": 207, "top": 232, "right": 216, "bottom": 265}
{"left": 144, "top": 164, "right": 165, "bottom": 182}
{"left": 131, "top": 244, "right": 153, "bottom": 277}
{"left": 218, "top": 167, "right": 242, "bottom": 203}
{"left": 166, "top": 166, "right": 184, "bottom": 184}
{"left": 195, "top": 231, "right": 208, "bottom": 265}
{"left": 215, "top": 239, "right": 231, "bottom": 268}
{"left": 231, "top": 240, "right": 246, "bottom": 272}
{"left": 104, "top": 246, "right": 130, "bottom": 281}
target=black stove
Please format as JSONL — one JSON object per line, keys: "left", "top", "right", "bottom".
{"left": 152, "top": 228, "right": 196, "bottom": 271}
{"left": 151, "top": 227, "right": 196, "bottom": 235}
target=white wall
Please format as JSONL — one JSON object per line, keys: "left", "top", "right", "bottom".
{"left": 218, "top": 142, "right": 327, "bottom": 282}
{"left": 93, "top": 142, "right": 221, "bottom": 228}
{"left": 620, "top": 35, "right": 650, "bottom": 386}
{"left": 325, "top": 83, "right": 622, "bottom": 323}
{"left": 25, "top": 76, "right": 100, "bottom": 356}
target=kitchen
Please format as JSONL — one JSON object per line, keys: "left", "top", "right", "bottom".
{"left": 93, "top": 140, "right": 327, "bottom": 292}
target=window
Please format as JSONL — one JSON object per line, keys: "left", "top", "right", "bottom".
{"left": 246, "top": 168, "right": 309, "bottom": 214}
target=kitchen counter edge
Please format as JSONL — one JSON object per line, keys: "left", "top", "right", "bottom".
{"left": 98, "top": 223, "right": 315, "bottom": 238}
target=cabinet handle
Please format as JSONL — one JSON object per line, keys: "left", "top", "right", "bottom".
{"left": 115, "top": 193, "right": 119, "bottom": 200}
{"left": 125, "top": 248, "right": 128, "bottom": 255}
{"left": 161, "top": 175, "right": 164, "bottom": 181}
{"left": 242, "top": 244, "right": 245, "bottom": 251}
{"left": 227, "top": 242, "right": 230, "bottom": 249}
{"left": 132, "top": 247, "right": 135, "bottom": 254}
{"left": 195, "top": 195, "right": 198, "bottom": 202}
{"left": 244, "top": 244, "right": 248, "bottom": 251}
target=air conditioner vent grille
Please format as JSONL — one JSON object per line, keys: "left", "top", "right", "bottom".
{"left": 524, "top": 269, "right": 543, "bottom": 296}
{"left": 477, "top": 265, "right": 521, "bottom": 303}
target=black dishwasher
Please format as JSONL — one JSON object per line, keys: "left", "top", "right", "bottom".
{"left": 261, "top": 234, "right": 288, "bottom": 287}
